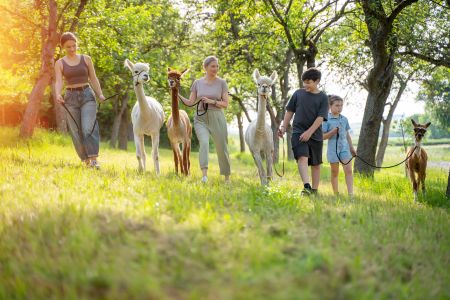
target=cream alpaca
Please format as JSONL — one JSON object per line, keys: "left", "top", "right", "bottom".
{"left": 125, "top": 59, "right": 165, "bottom": 174}
{"left": 245, "top": 69, "right": 278, "bottom": 185}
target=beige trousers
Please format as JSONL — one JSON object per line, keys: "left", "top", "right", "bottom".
{"left": 194, "top": 109, "right": 231, "bottom": 176}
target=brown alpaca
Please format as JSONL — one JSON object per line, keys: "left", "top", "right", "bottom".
{"left": 167, "top": 67, "right": 192, "bottom": 175}
{"left": 406, "top": 119, "right": 431, "bottom": 201}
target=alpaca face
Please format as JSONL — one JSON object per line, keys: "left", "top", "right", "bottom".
{"left": 125, "top": 59, "right": 150, "bottom": 85}
{"left": 167, "top": 68, "right": 189, "bottom": 89}
{"left": 412, "top": 119, "right": 431, "bottom": 142}
{"left": 253, "top": 69, "right": 278, "bottom": 97}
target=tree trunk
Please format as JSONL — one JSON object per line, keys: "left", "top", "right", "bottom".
{"left": 268, "top": 87, "right": 280, "bottom": 163}
{"left": 375, "top": 79, "right": 408, "bottom": 167}
{"left": 52, "top": 82, "right": 67, "bottom": 133}
{"left": 446, "top": 168, "right": 450, "bottom": 198}
{"left": 354, "top": 75, "right": 393, "bottom": 176}
{"left": 294, "top": 56, "right": 306, "bottom": 88}
{"left": 236, "top": 112, "right": 245, "bottom": 153}
{"left": 19, "top": 0, "right": 58, "bottom": 138}
{"left": 356, "top": 0, "right": 419, "bottom": 176}
{"left": 118, "top": 101, "right": 129, "bottom": 150}
{"left": 354, "top": 22, "right": 395, "bottom": 175}
{"left": 110, "top": 91, "right": 129, "bottom": 148}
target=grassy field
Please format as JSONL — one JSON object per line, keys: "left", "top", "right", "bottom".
{"left": 0, "top": 126, "right": 448, "bottom": 300}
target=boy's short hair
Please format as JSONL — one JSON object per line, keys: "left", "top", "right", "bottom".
{"left": 302, "top": 68, "right": 321, "bottom": 82}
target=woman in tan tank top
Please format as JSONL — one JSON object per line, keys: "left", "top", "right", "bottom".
{"left": 54, "top": 32, "right": 105, "bottom": 168}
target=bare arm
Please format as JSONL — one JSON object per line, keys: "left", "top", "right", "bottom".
{"left": 54, "top": 60, "right": 64, "bottom": 104}
{"left": 179, "top": 90, "right": 197, "bottom": 106}
{"left": 323, "top": 127, "right": 338, "bottom": 140}
{"left": 200, "top": 91, "right": 229, "bottom": 109}
{"left": 300, "top": 116, "right": 324, "bottom": 142}
{"left": 347, "top": 131, "right": 357, "bottom": 156}
{"left": 277, "top": 111, "right": 294, "bottom": 137}
{"left": 85, "top": 55, "right": 105, "bottom": 101}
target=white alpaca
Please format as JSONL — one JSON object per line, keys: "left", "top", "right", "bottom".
{"left": 125, "top": 59, "right": 165, "bottom": 174}
{"left": 245, "top": 69, "right": 278, "bottom": 185}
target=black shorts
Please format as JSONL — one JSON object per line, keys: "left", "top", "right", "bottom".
{"left": 292, "top": 133, "right": 323, "bottom": 166}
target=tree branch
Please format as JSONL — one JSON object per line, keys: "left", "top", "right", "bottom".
{"left": 69, "top": 0, "right": 88, "bottom": 32}
{"left": 398, "top": 50, "right": 450, "bottom": 68}
{"left": 228, "top": 92, "right": 252, "bottom": 122}
{"left": 263, "top": 0, "right": 297, "bottom": 50}
{"left": 388, "top": 0, "right": 420, "bottom": 24}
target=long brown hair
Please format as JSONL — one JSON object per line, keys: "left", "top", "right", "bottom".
{"left": 60, "top": 32, "right": 77, "bottom": 47}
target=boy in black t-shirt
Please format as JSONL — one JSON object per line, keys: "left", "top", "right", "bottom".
{"left": 278, "top": 68, "right": 328, "bottom": 196}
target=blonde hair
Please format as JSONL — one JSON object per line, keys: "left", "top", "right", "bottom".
{"left": 203, "top": 56, "right": 219, "bottom": 68}
{"left": 328, "top": 95, "right": 343, "bottom": 106}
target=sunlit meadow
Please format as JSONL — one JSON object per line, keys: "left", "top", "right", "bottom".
{"left": 0, "top": 127, "right": 448, "bottom": 299}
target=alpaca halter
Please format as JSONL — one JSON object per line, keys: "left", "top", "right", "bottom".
{"left": 133, "top": 70, "right": 148, "bottom": 87}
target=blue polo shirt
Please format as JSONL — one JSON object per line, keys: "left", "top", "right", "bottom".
{"left": 322, "top": 113, "right": 352, "bottom": 163}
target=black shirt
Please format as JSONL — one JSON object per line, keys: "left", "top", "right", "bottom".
{"left": 286, "top": 89, "right": 328, "bottom": 141}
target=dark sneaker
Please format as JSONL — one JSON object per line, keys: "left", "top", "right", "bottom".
{"left": 301, "top": 187, "right": 313, "bottom": 196}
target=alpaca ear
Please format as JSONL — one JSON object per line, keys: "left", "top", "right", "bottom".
{"left": 124, "top": 59, "right": 134, "bottom": 71}
{"left": 425, "top": 122, "right": 431, "bottom": 128}
{"left": 411, "top": 119, "right": 418, "bottom": 127}
{"left": 253, "top": 69, "right": 261, "bottom": 83}
{"left": 270, "top": 71, "right": 278, "bottom": 84}
{"left": 180, "top": 68, "right": 190, "bottom": 78}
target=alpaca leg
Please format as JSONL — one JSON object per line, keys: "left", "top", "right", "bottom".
{"left": 420, "top": 169, "right": 426, "bottom": 195}
{"left": 182, "top": 142, "right": 188, "bottom": 176}
{"left": 151, "top": 134, "right": 161, "bottom": 175}
{"left": 171, "top": 143, "right": 179, "bottom": 174}
{"left": 134, "top": 133, "right": 145, "bottom": 172}
{"left": 252, "top": 151, "right": 267, "bottom": 185}
{"left": 409, "top": 169, "right": 418, "bottom": 201}
{"left": 266, "top": 150, "right": 274, "bottom": 182}
{"left": 187, "top": 141, "right": 191, "bottom": 175}
{"left": 140, "top": 135, "right": 147, "bottom": 171}
{"left": 176, "top": 144, "right": 184, "bottom": 175}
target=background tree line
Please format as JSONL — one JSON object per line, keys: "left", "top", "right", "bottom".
{"left": 0, "top": 0, "right": 448, "bottom": 176}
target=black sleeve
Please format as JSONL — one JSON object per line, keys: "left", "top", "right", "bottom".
{"left": 318, "top": 93, "right": 329, "bottom": 121}
{"left": 286, "top": 90, "right": 298, "bottom": 112}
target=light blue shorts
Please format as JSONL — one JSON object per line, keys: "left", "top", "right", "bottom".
{"left": 327, "top": 150, "right": 352, "bottom": 164}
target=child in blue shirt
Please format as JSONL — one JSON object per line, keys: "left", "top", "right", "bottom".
{"left": 322, "top": 95, "right": 356, "bottom": 196}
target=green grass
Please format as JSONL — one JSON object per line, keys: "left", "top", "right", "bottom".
{"left": 0, "top": 126, "right": 449, "bottom": 300}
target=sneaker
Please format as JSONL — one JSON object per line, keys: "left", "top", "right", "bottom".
{"left": 201, "top": 176, "right": 208, "bottom": 183}
{"left": 89, "top": 160, "right": 100, "bottom": 170}
{"left": 301, "top": 187, "right": 313, "bottom": 196}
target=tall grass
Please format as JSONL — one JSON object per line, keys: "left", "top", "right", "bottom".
{"left": 0, "top": 127, "right": 448, "bottom": 300}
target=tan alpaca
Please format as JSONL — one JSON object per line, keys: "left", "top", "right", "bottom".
{"left": 406, "top": 119, "right": 431, "bottom": 201}
{"left": 167, "top": 68, "right": 192, "bottom": 175}
{"left": 245, "top": 69, "right": 278, "bottom": 185}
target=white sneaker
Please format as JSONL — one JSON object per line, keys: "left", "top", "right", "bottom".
{"left": 89, "top": 160, "right": 100, "bottom": 170}
{"left": 201, "top": 176, "right": 208, "bottom": 183}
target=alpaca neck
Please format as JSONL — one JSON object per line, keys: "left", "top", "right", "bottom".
{"left": 134, "top": 83, "right": 151, "bottom": 115}
{"left": 414, "top": 140, "right": 422, "bottom": 155}
{"left": 256, "top": 94, "right": 267, "bottom": 133}
{"left": 171, "top": 86, "right": 180, "bottom": 127}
